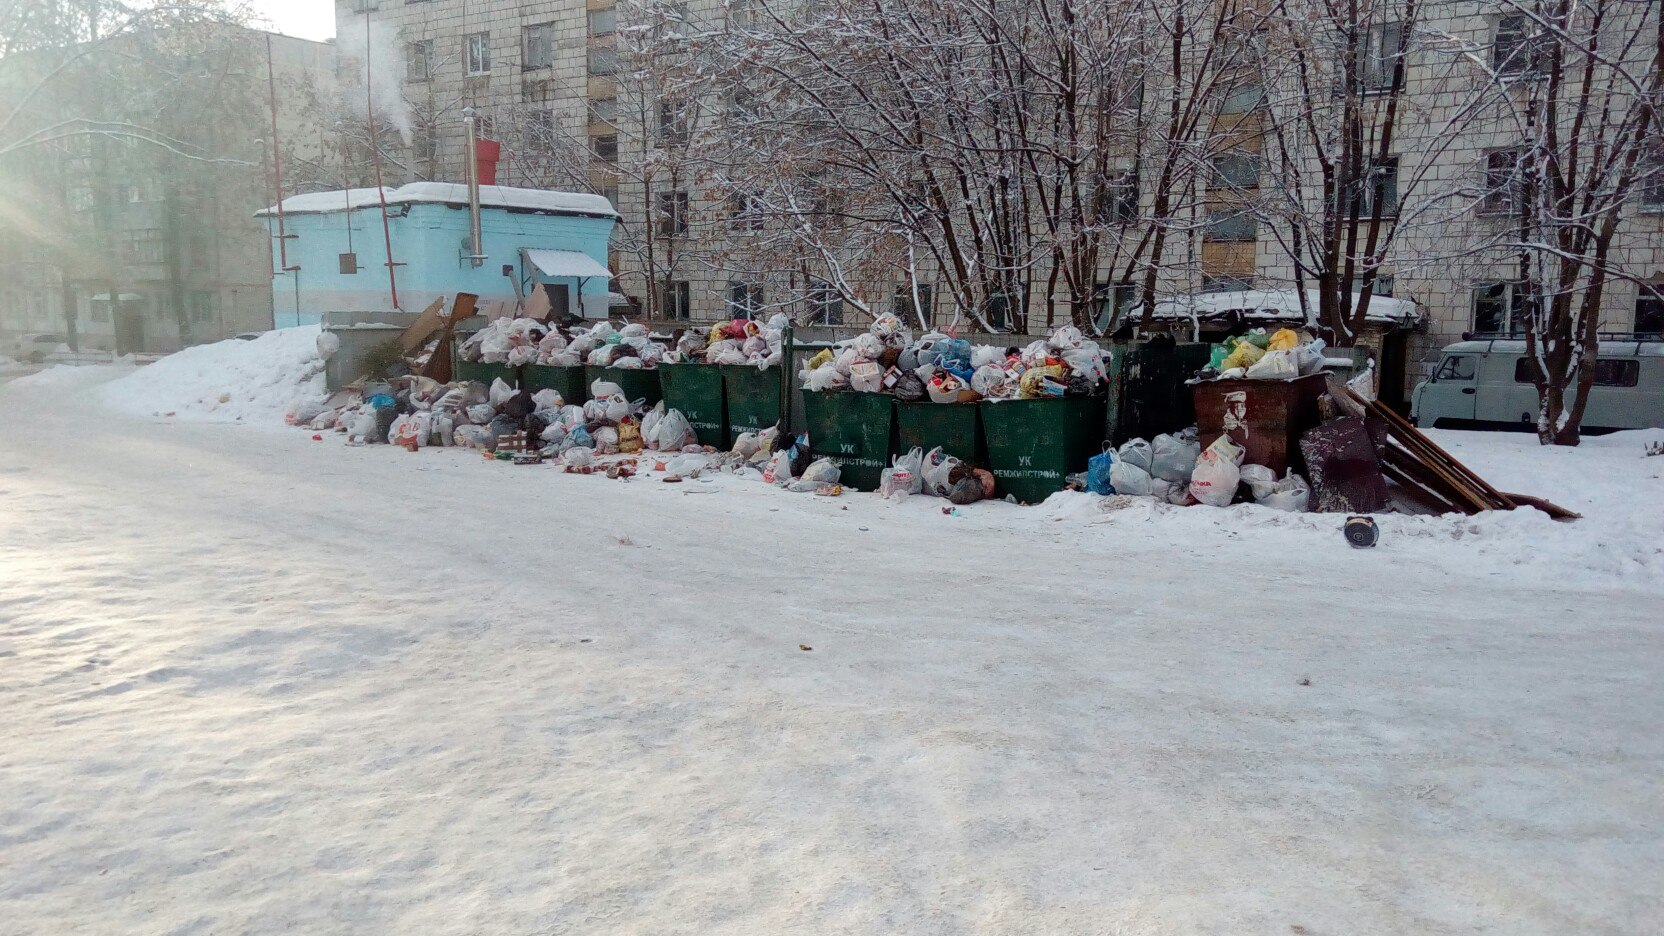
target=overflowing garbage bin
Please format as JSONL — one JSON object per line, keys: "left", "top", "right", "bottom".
{"left": 657, "top": 363, "right": 727, "bottom": 447}
{"left": 895, "top": 400, "right": 984, "bottom": 466}
{"left": 980, "top": 396, "right": 1108, "bottom": 504}
{"left": 586, "top": 365, "right": 662, "bottom": 408}
{"left": 521, "top": 364, "right": 588, "bottom": 404}
{"left": 721, "top": 364, "right": 784, "bottom": 447}
{"left": 799, "top": 390, "right": 895, "bottom": 491}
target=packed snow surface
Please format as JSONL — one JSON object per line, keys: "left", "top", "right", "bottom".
{"left": 97, "top": 325, "right": 325, "bottom": 423}
{"left": 0, "top": 355, "right": 1660, "bottom": 935}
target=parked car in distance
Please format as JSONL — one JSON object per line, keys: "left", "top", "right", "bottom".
{"left": 1412, "top": 336, "right": 1664, "bottom": 432}
{"left": 14, "top": 333, "right": 67, "bottom": 363}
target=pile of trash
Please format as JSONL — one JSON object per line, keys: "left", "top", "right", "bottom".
{"left": 1197, "top": 327, "right": 1332, "bottom": 381}
{"left": 666, "top": 313, "right": 789, "bottom": 368}
{"left": 458, "top": 318, "right": 671, "bottom": 369}
{"left": 876, "top": 446, "right": 998, "bottom": 505}
{"left": 288, "top": 374, "right": 704, "bottom": 463}
{"left": 1077, "top": 432, "right": 1310, "bottom": 511}
{"left": 801, "top": 318, "right": 1110, "bottom": 403}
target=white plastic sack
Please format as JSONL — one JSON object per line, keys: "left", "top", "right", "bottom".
{"left": 656, "top": 409, "right": 694, "bottom": 451}
{"left": 1109, "top": 460, "right": 1154, "bottom": 496}
{"left": 1245, "top": 349, "right": 1298, "bottom": 380}
{"left": 488, "top": 378, "right": 517, "bottom": 409}
{"left": 764, "top": 449, "right": 795, "bottom": 486}
{"left": 1061, "top": 346, "right": 1108, "bottom": 385}
{"left": 1261, "top": 472, "right": 1311, "bottom": 512}
{"left": 731, "top": 431, "right": 762, "bottom": 459}
{"left": 800, "top": 458, "right": 841, "bottom": 485}
{"left": 562, "top": 447, "right": 596, "bottom": 469}
{"left": 1150, "top": 433, "right": 1201, "bottom": 483}
{"left": 603, "top": 394, "right": 631, "bottom": 423}
{"left": 805, "top": 363, "right": 850, "bottom": 392}
{"left": 850, "top": 361, "right": 884, "bottom": 393}
{"left": 593, "top": 425, "right": 620, "bottom": 454}
{"left": 1116, "top": 438, "right": 1154, "bottom": 473}
{"left": 1240, "top": 463, "right": 1279, "bottom": 500}
{"left": 920, "top": 446, "right": 961, "bottom": 497}
{"left": 590, "top": 378, "right": 625, "bottom": 400}
{"left": 1189, "top": 436, "right": 1244, "bottom": 507}
{"left": 531, "top": 389, "right": 565, "bottom": 411}
{"left": 1294, "top": 340, "right": 1329, "bottom": 377}
{"left": 429, "top": 412, "right": 454, "bottom": 446}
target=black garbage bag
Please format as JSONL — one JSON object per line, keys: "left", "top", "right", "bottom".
{"left": 522, "top": 411, "right": 550, "bottom": 439}
{"left": 500, "top": 390, "right": 535, "bottom": 419}
{"left": 893, "top": 372, "right": 926, "bottom": 402}
{"left": 485, "top": 415, "right": 519, "bottom": 451}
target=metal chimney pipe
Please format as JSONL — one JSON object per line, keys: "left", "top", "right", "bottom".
{"left": 463, "top": 107, "right": 484, "bottom": 267}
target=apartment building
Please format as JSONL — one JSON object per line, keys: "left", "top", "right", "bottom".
{"left": 0, "top": 27, "right": 335, "bottom": 355}
{"left": 344, "top": 0, "right": 1663, "bottom": 389}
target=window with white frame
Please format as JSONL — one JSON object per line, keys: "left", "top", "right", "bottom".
{"left": 1481, "top": 149, "right": 1524, "bottom": 215}
{"left": 727, "top": 279, "right": 763, "bottom": 318}
{"left": 661, "top": 280, "right": 690, "bottom": 319}
{"left": 1359, "top": 21, "right": 1405, "bottom": 91}
{"left": 807, "top": 279, "right": 843, "bottom": 324}
{"left": 1493, "top": 15, "right": 1544, "bottom": 76}
{"left": 1472, "top": 281, "right": 1530, "bottom": 335}
{"left": 464, "top": 32, "right": 490, "bottom": 75}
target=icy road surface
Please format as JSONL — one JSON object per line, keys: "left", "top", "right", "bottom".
{"left": 1, "top": 369, "right": 1661, "bottom": 935}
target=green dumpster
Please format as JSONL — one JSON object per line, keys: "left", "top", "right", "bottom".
{"left": 895, "top": 401, "right": 985, "bottom": 465}
{"left": 979, "top": 396, "right": 1108, "bottom": 504}
{"left": 721, "top": 364, "right": 784, "bottom": 446}
{"left": 799, "top": 390, "right": 895, "bottom": 491}
{"left": 586, "top": 366, "right": 662, "bottom": 407}
{"left": 451, "top": 333, "right": 521, "bottom": 389}
{"left": 657, "top": 363, "right": 726, "bottom": 446}
{"left": 521, "top": 364, "right": 589, "bottom": 405}
{"left": 454, "top": 359, "right": 521, "bottom": 388}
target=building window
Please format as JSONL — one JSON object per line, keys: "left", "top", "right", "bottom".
{"left": 727, "top": 279, "right": 764, "bottom": 318}
{"left": 984, "top": 289, "right": 1024, "bottom": 331}
{"left": 1493, "top": 15, "right": 1544, "bottom": 76}
{"left": 658, "top": 100, "right": 689, "bottom": 146}
{"left": 1203, "top": 273, "right": 1254, "bottom": 293}
{"left": 66, "top": 185, "right": 97, "bottom": 213}
{"left": 1205, "top": 209, "right": 1257, "bottom": 241}
{"left": 1359, "top": 21, "right": 1405, "bottom": 91}
{"left": 894, "top": 282, "right": 933, "bottom": 325}
{"left": 1098, "top": 168, "right": 1138, "bottom": 223}
{"left": 528, "top": 108, "right": 555, "bottom": 141}
{"left": 588, "top": 45, "right": 617, "bottom": 76}
{"left": 525, "top": 23, "right": 555, "bottom": 69}
{"left": 1211, "top": 151, "right": 1261, "bottom": 189}
{"left": 661, "top": 280, "right": 690, "bottom": 319}
{"left": 600, "top": 186, "right": 619, "bottom": 209}
{"left": 1093, "top": 283, "right": 1137, "bottom": 332}
{"left": 406, "top": 40, "right": 432, "bottom": 82}
{"left": 726, "top": 192, "right": 763, "bottom": 231}
{"left": 1481, "top": 150, "right": 1523, "bottom": 215}
{"left": 465, "top": 32, "right": 490, "bottom": 75}
{"left": 589, "top": 9, "right": 617, "bottom": 36}
{"left": 124, "top": 230, "right": 166, "bottom": 264}
{"left": 1354, "top": 156, "right": 1399, "bottom": 218}
{"left": 1372, "top": 274, "right": 1394, "bottom": 297}
{"left": 1473, "top": 281, "right": 1530, "bottom": 335}
{"left": 1218, "top": 82, "right": 1265, "bottom": 115}
{"left": 1635, "top": 286, "right": 1664, "bottom": 336}
{"left": 188, "top": 291, "right": 215, "bottom": 324}
{"left": 592, "top": 134, "right": 618, "bottom": 162}
{"left": 589, "top": 97, "right": 617, "bottom": 125}
{"left": 657, "top": 190, "right": 689, "bottom": 236}
{"left": 1641, "top": 149, "right": 1664, "bottom": 209}
{"left": 807, "top": 279, "right": 843, "bottom": 325}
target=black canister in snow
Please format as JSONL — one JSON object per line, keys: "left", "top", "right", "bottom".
{"left": 1344, "top": 515, "right": 1379, "bottom": 548}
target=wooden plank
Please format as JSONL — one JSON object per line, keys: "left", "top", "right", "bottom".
{"left": 1380, "top": 445, "right": 1469, "bottom": 513}
{"left": 398, "top": 296, "right": 449, "bottom": 352}
{"left": 1345, "top": 388, "right": 1515, "bottom": 508}
{"left": 1380, "top": 459, "right": 1465, "bottom": 514}
{"left": 1501, "top": 492, "right": 1582, "bottom": 521}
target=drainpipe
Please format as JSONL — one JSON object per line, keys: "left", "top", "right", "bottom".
{"left": 463, "top": 107, "right": 485, "bottom": 268}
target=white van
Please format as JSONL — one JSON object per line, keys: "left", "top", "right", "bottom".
{"left": 1412, "top": 338, "right": 1664, "bottom": 431}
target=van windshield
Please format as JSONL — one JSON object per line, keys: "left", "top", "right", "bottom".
{"left": 1435, "top": 355, "right": 1475, "bottom": 380}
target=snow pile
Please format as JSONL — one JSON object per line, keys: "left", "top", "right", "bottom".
{"left": 100, "top": 326, "right": 327, "bottom": 423}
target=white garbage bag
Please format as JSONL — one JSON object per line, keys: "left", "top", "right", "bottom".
{"left": 1109, "top": 460, "right": 1154, "bottom": 496}
{"left": 1240, "top": 463, "right": 1279, "bottom": 500}
{"left": 1150, "top": 433, "right": 1201, "bottom": 483}
{"left": 1189, "top": 435, "right": 1245, "bottom": 507}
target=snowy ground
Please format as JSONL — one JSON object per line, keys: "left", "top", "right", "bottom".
{"left": 1, "top": 361, "right": 1661, "bottom": 935}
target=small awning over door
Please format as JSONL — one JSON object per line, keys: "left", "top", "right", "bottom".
{"left": 523, "top": 248, "right": 611, "bottom": 280}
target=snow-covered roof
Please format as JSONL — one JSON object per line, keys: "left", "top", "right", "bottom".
{"left": 524, "top": 248, "right": 612, "bottom": 280}
{"left": 1148, "top": 289, "right": 1420, "bottom": 326}
{"left": 256, "top": 187, "right": 391, "bottom": 216}
{"left": 258, "top": 184, "right": 617, "bottom": 219}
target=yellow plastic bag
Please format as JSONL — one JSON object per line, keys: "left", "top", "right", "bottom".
{"left": 1017, "top": 365, "right": 1065, "bottom": 399}
{"left": 1268, "top": 328, "right": 1300, "bottom": 351}
{"left": 1220, "top": 341, "right": 1266, "bottom": 372}
{"left": 806, "top": 348, "right": 834, "bottom": 372}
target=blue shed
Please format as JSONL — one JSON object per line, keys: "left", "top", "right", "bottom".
{"left": 257, "top": 183, "right": 618, "bottom": 325}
